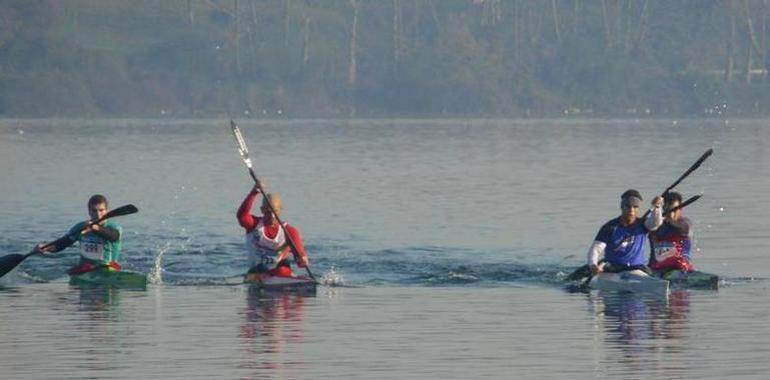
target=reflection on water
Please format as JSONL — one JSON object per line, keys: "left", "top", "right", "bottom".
{"left": 77, "top": 286, "right": 122, "bottom": 312}
{"left": 68, "top": 286, "right": 130, "bottom": 376}
{"left": 239, "top": 286, "right": 313, "bottom": 376}
{"left": 589, "top": 290, "right": 693, "bottom": 377}
{"left": 596, "top": 291, "right": 689, "bottom": 340}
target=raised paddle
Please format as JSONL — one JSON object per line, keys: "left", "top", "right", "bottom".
{"left": 0, "top": 204, "right": 139, "bottom": 279}
{"left": 229, "top": 120, "right": 318, "bottom": 283}
{"left": 641, "top": 148, "right": 713, "bottom": 219}
{"left": 567, "top": 149, "right": 713, "bottom": 285}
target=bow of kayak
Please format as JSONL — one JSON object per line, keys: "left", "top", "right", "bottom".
{"left": 589, "top": 270, "right": 670, "bottom": 297}
{"left": 244, "top": 272, "right": 317, "bottom": 294}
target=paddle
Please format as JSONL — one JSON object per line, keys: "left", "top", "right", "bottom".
{"left": 640, "top": 148, "right": 713, "bottom": 220}
{"left": 566, "top": 149, "right": 713, "bottom": 285}
{"left": 665, "top": 194, "right": 701, "bottom": 215}
{"left": 0, "top": 204, "right": 139, "bottom": 279}
{"left": 229, "top": 120, "right": 318, "bottom": 283}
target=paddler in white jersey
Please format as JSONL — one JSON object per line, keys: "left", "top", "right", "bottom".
{"left": 236, "top": 180, "right": 309, "bottom": 277}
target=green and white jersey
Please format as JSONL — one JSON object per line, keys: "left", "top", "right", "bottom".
{"left": 67, "top": 221, "right": 123, "bottom": 264}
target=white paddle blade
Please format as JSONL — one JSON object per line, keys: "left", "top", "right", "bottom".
{"left": 230, "top": 121, "right": 253, "bottom": 168}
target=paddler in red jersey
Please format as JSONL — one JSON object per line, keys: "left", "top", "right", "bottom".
{"left": 648, "top": 191, "right": 695, "bottom": 272}
{"left": 237, "top": 179, "right": 309, "bottom": 277}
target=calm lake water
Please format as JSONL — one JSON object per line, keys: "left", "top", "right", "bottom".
{"left": 1, "top": 118, "right": 769, "bottom": 379}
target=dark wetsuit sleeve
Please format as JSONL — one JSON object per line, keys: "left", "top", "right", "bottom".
{"left": 237, "top": 189, "right": 260, "bottom": 231}
{"left": 49, "top": 235, "right": 77, "bottom": 252}
{"left": 93, "top": 226, "right": 120, "bottom": 242}
{"left": 666, "top": 218, "right": 690, "bottom": 235}
{"left": 594, "top": 222, "right": 612, "bottom": 244}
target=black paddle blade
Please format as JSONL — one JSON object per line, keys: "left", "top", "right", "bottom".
{"left": 697, "top": 148, "right": 714, "bottom": 166}
{"left": 0, "top": 253, "right": 28, "bottom": 278}
{"left": 565, "top": 264, "right": 591, "bottom": 282}
{"left": 99, "top": 204, "right": 139, "bottom": 222}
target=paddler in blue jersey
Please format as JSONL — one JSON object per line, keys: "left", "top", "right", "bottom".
{"left": 33, "top": 194, "right": 124, "bottom": 274}
{"left": 587, "top": 189, "right": 663, "bottom": 275}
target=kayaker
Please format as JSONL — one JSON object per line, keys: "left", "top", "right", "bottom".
{"left": 648, "top": 191, "right": 694, "bottom": 272}
{"left": 237, "top": 179, "right": 309, "bottom": 277}
{"left": 33, "top": 194, "right": 124, "bottom": 274}
{"left": 587, "top": 189, "right": 664, "bottom": 275}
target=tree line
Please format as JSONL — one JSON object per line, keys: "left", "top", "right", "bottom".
{"left": 0, "top": 0, "right": 768, "bottom": 118}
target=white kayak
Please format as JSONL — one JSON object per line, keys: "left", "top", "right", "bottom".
{"left": 589, "top": 269, "right": 670, "bottom": 296}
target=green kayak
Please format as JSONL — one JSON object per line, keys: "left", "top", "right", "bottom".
{"left": 658, "top": 270, "right": 719, "bottom": 290}
{"left": 69, "top": 268, "right": 148, "bottom": 289}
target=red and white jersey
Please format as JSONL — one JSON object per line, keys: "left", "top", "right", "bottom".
{"left": 245, "top": 220, "right": 288, "bottom": 268}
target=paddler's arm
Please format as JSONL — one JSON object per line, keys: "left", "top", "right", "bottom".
{"left": 237, "top": 185, "right": 261, "bottom": 230}
{"left": 35, "top": 221, "right": 92, "bottom": 254}
{"left": 34, "top": 223, "right": 86, "bottom": 254}
{"left": 87, "top": 223, "right": 120, "bottom": 242}
{"left": 284, "top": 224, "right": 309, "bottom": 268}
{"left": 588, "top": 222, "right": 613, "bottom": 275}
{"left": 587, "top": 241, "right": 607, "bottom": 275}
{"left": 644, "top": 195, "right": 664, "bottom": 231}
{"left": 35, "top": 235, "right": 76, "bottom": 254}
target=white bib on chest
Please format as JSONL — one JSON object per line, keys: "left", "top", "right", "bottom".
{"left": 80, "top": 235, "right": 105, "bottom": 261}
{"left": 245, "top": 220, "right": 288, "bottom": 268}
{"left": 653, "top": 242, "right": 676, "bottom": 261}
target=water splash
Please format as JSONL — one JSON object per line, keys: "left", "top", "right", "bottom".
{"left": 148, "top": 243, "right": 172, "bottom": 285}
{"left": 320, "top": 266, "right": 345, "bottom": 287}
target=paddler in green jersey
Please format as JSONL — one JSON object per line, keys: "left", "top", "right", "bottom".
{"left": 34, "top": 194, "right": 124, "bottom": 274}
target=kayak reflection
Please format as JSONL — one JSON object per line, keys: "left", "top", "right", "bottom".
{"left": 239, "top": 285, "right": 313, "bottom": 374}
{"left": 588, "top": 290, "right": 691, "bottom": 371}
{"left": 76, "top": 285, "right": 122, "bottom": 313}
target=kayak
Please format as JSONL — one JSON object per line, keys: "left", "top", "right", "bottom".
{"left": 657, "top": 270, "right": 719, "bottom": 290}
{"left": 69, "top": 268, "right": 148, "bottom": 289}
{"left": 588, "top": 270, "right": 670, "bottom": 297}
{"left": 244, "top": 272, "right": 317, "bottom": 294}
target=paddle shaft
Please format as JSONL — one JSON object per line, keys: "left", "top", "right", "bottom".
{"left": 665, "top": 194, "right": 701, "bottom": 215}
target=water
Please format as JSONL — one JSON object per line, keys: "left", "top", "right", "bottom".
{"left": 1, "top": 118, "right": 769, "bottom": 379}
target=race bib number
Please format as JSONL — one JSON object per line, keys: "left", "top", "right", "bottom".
{"left": 80, "top": 239, "right": 104, "bottom": 260}
{"left": 654, "top": 244, "right": 676, "bottom": 261}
